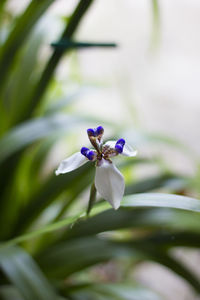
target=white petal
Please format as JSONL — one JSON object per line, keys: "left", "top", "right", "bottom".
{"left": 104, "top": 140, "right": 116, "bottom": 149}
{"left": 55, "top": 152, "right": 88, "bottom": 175}
{"left": 122, "top": 143, "right": 137, "bottom": 157}
{"left": 95, "top": 159, "right": 125, "bottom": 209}
{"left": 105, "top": 140, "right": 137, "bottom": 157}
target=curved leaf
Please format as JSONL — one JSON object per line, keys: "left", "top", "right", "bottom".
{"left": 122, "top": 193, "right": 200, "bottom": 212}
{"left": 37, "top": 236, "right": 200, "bottom": 293}
{"left": 125, "top": 175, "right": 188, "bottom": 195}
{"left": 0, "top": 115, "right": 81, "bottom": 163}
{"left": 37, "top": 237, "right": 137, "bottom": 278}
{"left": 13, "top": 162, "right": 94, "bottom": 235}
{"left": 66, "top": 193, "right": 200, "bottom": 239}
{"left": 0, "top": 0, "right": 54, "bottom": 88}
{"left": 0, "top": 245, "right": 59, "bottom": 300}
{"left": 24, "top": 0, "right": 95, "bottom": 119}
{"left": 2, "top": 193, "right": 200, "bottom": 247}
{"left": 68, "top": 283, "right": 162, "bottom": 300}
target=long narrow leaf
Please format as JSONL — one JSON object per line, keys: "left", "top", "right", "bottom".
{"left": 37, "top": 236, "right": 200, "bottom": 293}
{"left": 51, "top": 39, "right": 117, "bottom": 49}
{"left": 0, "top": 0, "right": 54, "bottom": 89}
{"left": 2, "top": 193, "right": 200, "bottom": 247}
{"left": 12, "top": 162, "right": 94, "bottom": 235}
{"left": 125, "top": 175, "right": 188, "bottom": 195}
{"left": 37, "top": 237, "right": 135, "bottom": 278}
{"left": 67, "top": 283, "right": 162, "bottom": 300}
{"left": 23, "top": 0, "right": 95, "bottom": 120}
{"left": 122, "top": 193, "right": 200, "bottom": 212}
{"left": 0, "top": 115, "right": 82, "bottom": 163}
{"left": 0, "top": 245, "right": 59, "bottom": 300}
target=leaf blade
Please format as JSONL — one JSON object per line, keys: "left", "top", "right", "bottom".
{"left": 0, "top": 245, "right": 59, "bottom": 300}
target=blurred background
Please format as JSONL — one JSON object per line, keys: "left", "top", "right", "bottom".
{"left": 1, "top": 1, "right": 200, "bottom": 300}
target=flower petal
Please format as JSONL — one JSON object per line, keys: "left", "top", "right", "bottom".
{"left": 104, "top": 140, "right": 116, "bottom": 149}
{"left": 55, "top": 152, "right": 88, "bottom": 175}
{"left": 105, "top": 140, "right": 137, "bottom": 157}
{"left": 95, "top": 159, "right": 125, "bottom": 209}
{"left": 121, "top": 143, "right": 137, "bottom": 157}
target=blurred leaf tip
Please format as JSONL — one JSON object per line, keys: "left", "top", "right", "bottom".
{"left": 51, "top": 39, "right": 118, "bottom": 50}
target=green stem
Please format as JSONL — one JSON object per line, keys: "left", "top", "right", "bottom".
{"left": 87, "top": 183, "right": 97, "bottom": 216}
{"left": 151, "top": 0, "right": 160, "bottom": 50}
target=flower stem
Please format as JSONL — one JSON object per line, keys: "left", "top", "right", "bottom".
{"left": 87, "top": 183, "right": 97, "bottom": 216}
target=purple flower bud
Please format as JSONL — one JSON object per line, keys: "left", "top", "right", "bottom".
{"left": 81, "top": 147, "right": 89, "bottom": 156}
{"left": 115, "top": 139, "right": 125, "bottom": 153}
{"left": 87, "top": 128, "right": 96, "bottom": 137}
{"left": 115, "top": 144, "right": 123, "bottom": 153}
{"left": 86, "top": 150, "right": 96, "bottom": 161}
{"left": 96, "top": 126, "right": 104, "bottom": 135}
{"left": 81, "top": 147, "right": 96, "bottom": 161}
{"left": 116, "top": 138, "right": 125, "bottom": 146}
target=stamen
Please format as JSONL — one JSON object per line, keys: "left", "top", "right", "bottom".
{"left": 87, "top": 126, "right": 104, "bottom": 138}
{"left": 96, "top": 126, "right": 104, "bottom": 135}
{"left": 115, "top": 138, "right": 125, "bottom": 153}
{"left": 81, "top": 147, "right": 89, "bottom": 156}
{"left": 115, "top": 144, "right": 123, "bottom": 153}
{"left": 86, "top": 150, "right": 96, "bottom": 161}
{"left": 116, "top": 138, "right": 125, "bottom": 146}
{"left": 81, "top": 147, "right": 96, "bottom": 161}
{"left": 87, "top": 128, "right": 96, "bottom": 137}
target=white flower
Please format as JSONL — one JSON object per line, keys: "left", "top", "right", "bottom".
{"left": 55, "top": 126, "right": 137, "bottom": 210}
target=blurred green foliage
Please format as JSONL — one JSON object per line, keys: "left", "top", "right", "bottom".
{"left": 0, "top": 1, "right": 200, "bottom": 299}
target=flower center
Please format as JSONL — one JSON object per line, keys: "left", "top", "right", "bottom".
{"left": 80, "top": 126, "right": 125, "bottom": 164}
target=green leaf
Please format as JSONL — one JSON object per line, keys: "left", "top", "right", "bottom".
{"left": 151, "top": 0, "right": 160, "bottom": 48}
{"left": 0, "top": 0, "right": 54, "bottom": 89}
{"left": 12, "top": 161, "right": 94, "bottom": 235}
{"left": 7, "top": 33, "right": 43, "bottom": 125}
{"left": 51, "top": 39, "right": 117, "bottom": 49}
{"left": 140, "top": 249, "right": 200, "bottom": 293}
{"left": 122, "top": 193, "right": 200, "bottom": 211}
{"left": 68, "top": 283, "right": 162, "bottom": 300}
{"left": 0, "top": 285, "right": 23, "bottom": 300}
{"left": 3, "top": 193, "right": 200, "bottom": 247}
{"left": 127, "top": 231, "right": 200, "bottom": 250}
{"left": 125, "top": 174, "right": 188, "bottom": 195}
{"left": 37, "top": 236, "right": 200, "bottom": 293}
{"left": 65, "top": 193, "right": 200, "bottom": 239}
{"left": 37, "top": 237, "right": 136, "bottom": 278}
{"left": 0, "top": 115, "right": 82, "bottom": 163}
{"left": 24, "top": 0, "right": 95, "bottom": 120}
{"left": 0, "top": 245, "right": 59, "bottom": 300}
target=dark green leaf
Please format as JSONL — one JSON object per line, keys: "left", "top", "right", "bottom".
{"left": 0, "top": 245, "right": 59, "bottom": 300}
{"left": 3, "top": 193, "right": 200, "bottom": 246}
{"left": 122, "top": 193, "right": 200, "bottom": 211}
{"left": 23, "top": 0, "right": 95, "bottom": 120}
{"left": 37, "top": 237, "right": 135, "bottom": 278}
{"left": 68, "top": 283, "right": 162, "bottom": 300}
{"left": 0, "top": 115, "right": 82, "bottom": 163}
{"left": 51, "top": 39, "right": 117, "bottom": 49}
{"left": 125, "top": 174, "right": 188, "bottom": 195}
{"left": 0, "top": 0, "right": 54, "bottom": 89}
{"left": 13, "top": 161, "right": 94, "bottom": 235}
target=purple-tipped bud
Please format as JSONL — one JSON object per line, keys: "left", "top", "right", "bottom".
{"left": 96, "top": 126, "right": 104, "bottom": 135}
{"left": 81, "top": 147, "right": 96, "bottom": 161}
{"left": 86, "top": 150, "right": 95, "bottom": 161}
{"left": 115, "top": 138, "right": 125, "bottom": 153}
{"left": 116, "top": 138, "right": 125, "bottom": 146}
{"left": 81, "top": 147, "right": 90, "bottom": 156}
{"left": 87, "top": 128, "right": 96, "bottom": 137}
{"left": 115, "top": 144, "right": 123, "bottom": 153}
